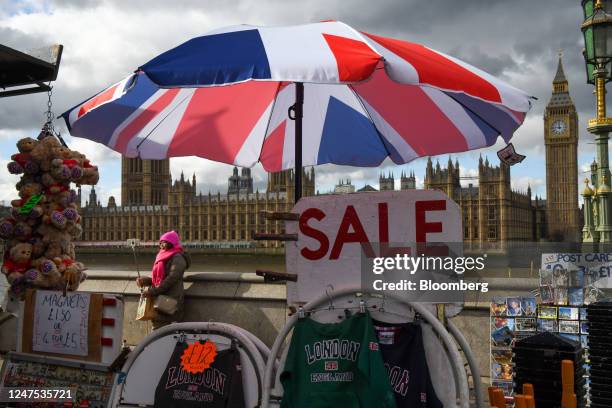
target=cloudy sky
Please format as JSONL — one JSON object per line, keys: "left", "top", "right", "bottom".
{"left": 0, "top": 0, "right": 601, "bottom": 205}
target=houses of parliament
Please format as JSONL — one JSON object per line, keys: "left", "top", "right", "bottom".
{"left": 79, "top": 56, "right": 581, "bottom": 245}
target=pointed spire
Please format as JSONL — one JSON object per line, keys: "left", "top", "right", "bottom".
{"left": 180, "top": 171, "right": 184, "bottom": 182}
{"left": 553, "top": 50, "right": 567, "bottom": 84}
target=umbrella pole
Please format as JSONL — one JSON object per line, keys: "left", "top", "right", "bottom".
{"left": 294, "top": 82, "right": 304, "bottom": 203}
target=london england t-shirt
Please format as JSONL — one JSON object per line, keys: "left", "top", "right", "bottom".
{"left": 280, "top": 312, "right": 396, "bottom": 408}
{"left": 373, "top": 320, "right": 443, "bottom": 408}
{"left": 154, "top": 341, "right": 245, "bottom": 408}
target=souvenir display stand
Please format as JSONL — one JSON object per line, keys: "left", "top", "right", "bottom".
{"left": 109, "top": 321, "right": 270, "bottom": 407}
{"left": 261, "top": 286, "right": 482, "bottom": 408}
{"left": 0, "top": 290, "right": 124, "bottom": 406}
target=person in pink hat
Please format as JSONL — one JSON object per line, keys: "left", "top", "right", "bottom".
{"left": 136, "top": 230, "right": 190, "bottom": 329}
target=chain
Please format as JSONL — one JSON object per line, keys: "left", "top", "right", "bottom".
{"left": 44, "top": 82, "right": 55, "bottom": 133}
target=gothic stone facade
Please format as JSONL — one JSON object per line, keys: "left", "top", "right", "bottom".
{"left": 424, "top": 157, "right": 546, "bottom": 245}
{"left": 81, "top": 159, "right": 314, "bottom": 247}
{"left": 544, "top": 56, "right": 581, "bottom": 242}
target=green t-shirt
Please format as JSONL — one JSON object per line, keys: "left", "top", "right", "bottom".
{"left": 280, "top": 312, "right": 397, "bottom": 408}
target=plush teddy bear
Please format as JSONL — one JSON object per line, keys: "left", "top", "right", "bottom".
{"left": 63, "top": 261, "right": 86, "bottom": 291}
{"left": 41, "top": 175, "right": 70, "bottom": 196}
{"left": 50, "top": 143, "right": 84, "bottom": 181}
{"left": 31, "top": 136, "right": 61, "bottom": 172}
{"left": 8, "top": 275, "right": 28, "bottom": 299}
{"left": 7, "top": 138, "right": 40, "bottom": 175}
{"left": 10, "top": 183, "right": 45, "bottom": 226}
{"left": 24, "top": 268, "right": 62, "bottom": 289}
{"left": 52, "top": 155, "right": 84, "bottom": 181}
{"left": 0, "top": 217, "right": 15, "bottom": 240}
{"left": 1, "top": 243, "right": 33, "bottom": 284}
{"left": 30, "top": 236, "right": 46, "bottom": 258}
{"left": 37, "top": 223, "right": 71, "bottom": 247}
{"left": 55, "top": 189, "right": 78, "bottom": 208}
{"left": 12, "top": 221, "right": 33, "bottom": 241}
{"left": 10, "top": 193, "right": 46, "bottom": 222}
{"left": 13, "top": 183, "right": 44, "bottom": 211}
{"left": 66, "top": 222, "right": 82, "bottom": 240}
{"left": 26, "top": 257, "right": 63, "bottom": 289}
{"left": 15, "top": 174, "right": 41, "bottom": 192}
{"left": 72, "top": 151, "right": 99, "bottom": 185}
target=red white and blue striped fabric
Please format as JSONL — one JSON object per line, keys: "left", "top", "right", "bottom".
{"left": 62, "top": 21, "right": 532, "bottom": 171}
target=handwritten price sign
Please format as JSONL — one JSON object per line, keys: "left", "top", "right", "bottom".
{"left": 32, "top": 291, "right": 90, "bottom": 356}
{"left": 180, "top": 341, "right": 217, "bottom": 374}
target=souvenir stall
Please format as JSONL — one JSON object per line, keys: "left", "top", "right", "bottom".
{"left": 0, "top": 289, "right": 124, "bottom": 406}
{"left": 258, "top": 191, "right": 484, "bottom": 408}
{"left": 50, "top": 20, "right": 534, "bottom": 408}
{"left": 0, "top": 59, "right": 126, "bottom": 405}
{"left": 108, "top": 322, "right": 270, "bottom": 407}
{"left": 488, "top": 252, "right": 612, "bottom": 407}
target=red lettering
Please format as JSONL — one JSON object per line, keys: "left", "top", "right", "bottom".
{"left": 330, "top": 205, "right": 374, "bottom": 259}
{"left": 378, "top": 202, "right": 411, "bottom": 257}
{"left": 415, "top": 200, "right": 445, "bottom": 242}
{"left": 415, "top": 200, "right": 449, "bottom": 256}
{"left": 299, "top": 208, "right": 329, "bottom": 260}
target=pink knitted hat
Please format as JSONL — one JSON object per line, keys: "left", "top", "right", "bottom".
{"left": 159, "top": 230, "right": 181, "bottom": 247}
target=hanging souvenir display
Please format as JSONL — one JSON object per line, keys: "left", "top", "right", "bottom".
{"left": 280, "top": 312, "right": 396, "bottom": 408}
{"left": 154, "top": 340, "right": 245, "bottom": 408}
{"left": 0, "top": 87, "right": 99, "bottom": 298}
{"left": 372, "top": 319, "right": 443, "bottom": 408}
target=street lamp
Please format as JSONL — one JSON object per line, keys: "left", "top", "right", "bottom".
{"left": 582, "top": 0, "right": 612, "bottom": 243}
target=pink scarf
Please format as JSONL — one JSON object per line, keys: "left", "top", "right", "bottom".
{"left": 151, "top": 247, "right": 183, "bottom": 287}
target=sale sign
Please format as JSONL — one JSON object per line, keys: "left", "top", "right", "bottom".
{"left": 286, "top": 190, "right": 462, "bottom": 304}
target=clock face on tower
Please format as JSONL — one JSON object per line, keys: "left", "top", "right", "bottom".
{"left": 551, "top": 120, "right": 567, "bottom": 135}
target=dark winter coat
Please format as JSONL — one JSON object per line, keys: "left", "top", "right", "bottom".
{"left": 141, "top": 252, "right": 190, "bottom": 325}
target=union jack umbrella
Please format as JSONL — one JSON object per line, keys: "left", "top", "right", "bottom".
{"left": 61, "top": 21, "right": 533, "bottom": 201}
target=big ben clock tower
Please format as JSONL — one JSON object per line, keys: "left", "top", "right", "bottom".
{"left": 544, "top": 54, "right": 580, "bottom": 241}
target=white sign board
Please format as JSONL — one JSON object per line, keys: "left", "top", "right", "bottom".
{"left": 32, "top": 290, "right": 90, "bottom": 356}
{"left": 286, "top": 190, "right": 462, "bottom": 304}
{"left": 541, "top": 253, "right": 612, "bottom": 288}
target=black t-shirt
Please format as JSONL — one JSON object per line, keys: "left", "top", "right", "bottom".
{"left": 373, "top": 320, "right": 444, "bottom": 408}
{"left": 154, "top": 341, "right": 245, "bottom": 408}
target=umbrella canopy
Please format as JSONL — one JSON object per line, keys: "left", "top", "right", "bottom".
{"left": 62, "top": 21, "right": 532, "bottom": 173}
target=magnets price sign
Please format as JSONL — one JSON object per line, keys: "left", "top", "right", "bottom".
{"left": 32, "top": 291, "right": 90, "bottom": 356}
{"left": 285, "top": 190, "right": 462, "bottom": 304}
{"left": 541, "top": 253, "right": 612, "bottom": 289}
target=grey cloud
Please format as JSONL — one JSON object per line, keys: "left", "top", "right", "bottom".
{"left": 1, "top": 0, "right": 605, "bottom": 197}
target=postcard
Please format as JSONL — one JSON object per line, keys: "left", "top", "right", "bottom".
{"left": 537, "top": 319, "right": 557, "bottom": 332}
{"left": 515, "top": 318, "right": 536, "bottom": 332}
{"left": 555, "top": 288, "right": 568, "bottom": 305}
{"left": 539, "top": 268, "right": 553, "bottom": 286}
{"left": 568, "top": 287, "right": 583, "bottom": 306}
{"left": 492, "top": 349, "right": 513, "bottom": 364}
{"left": 569, "top": 269, "right": 585, "bottom": 287}
{"left": 558, "top": 307, "right": 579, "bottom": 320}
{"left": 559, "top": 320, "right": 579, "bottom": 334}
{"left": 506, "top": 297, "right": 522, "bottom": 316}
{"left": 491, "top": 297, "right": 508, "bottom": 316}
{"left": 553, "top": 267, "right": 569, "bottom": 287}
{"left": 538, "top": 306, "right": 557, "bottom": 319}
{"left": 521, "top": 297, "right": 537, "bottom": 317}
{"left": 580, "top": 321, "right": 588, "bottom": 334}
